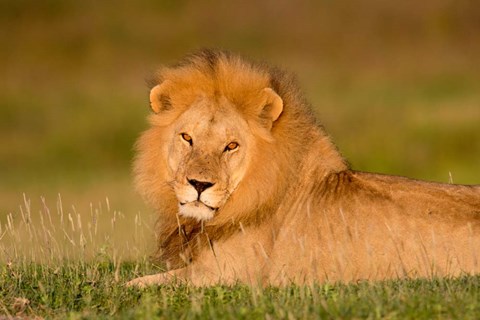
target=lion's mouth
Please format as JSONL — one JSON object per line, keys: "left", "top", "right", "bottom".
{"left": 180, "top": 201, "right": 217, "bottom": 212}
{"left": 178, "top": 201, "right": 218, "bottom": 221}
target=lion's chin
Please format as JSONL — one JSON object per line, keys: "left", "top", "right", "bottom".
{"left": 178, "top": 201, "right": 216, "bottom": 221}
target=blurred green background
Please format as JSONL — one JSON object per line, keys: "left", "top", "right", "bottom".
{"left": 1, "top": 0, "right": 479, "bottom": 224}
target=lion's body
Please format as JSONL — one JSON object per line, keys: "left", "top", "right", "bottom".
{"left": 129, "top": 50, "right": 480, "bottom": 286}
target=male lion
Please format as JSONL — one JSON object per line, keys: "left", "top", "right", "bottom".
{"left": 128, "top": 49, "right": 480, "bottom": 287}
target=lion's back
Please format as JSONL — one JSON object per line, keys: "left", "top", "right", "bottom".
{"left": 263, "top": 169, "right": 480, "bottom": 284}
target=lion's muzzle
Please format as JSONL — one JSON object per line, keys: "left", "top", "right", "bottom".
{"left": 187, "top": 178, "right": 215, "bottom": 198}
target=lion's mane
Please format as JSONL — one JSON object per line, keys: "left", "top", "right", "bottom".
{"left": 134, "top": 50, "right": 347, "bottom": 268}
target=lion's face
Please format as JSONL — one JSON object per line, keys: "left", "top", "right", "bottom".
{"left": 166, "top": 96, "right": 254, "bottom": 220}
{"left": 138, "top": 57, "right": 284, "bottom": 222}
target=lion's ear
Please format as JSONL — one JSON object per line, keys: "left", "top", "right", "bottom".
{"left": 259, "top": 88, "right": 283, "bottom": 127}
{"left": 149, "top": 80, "right": 173, "bottom": 113}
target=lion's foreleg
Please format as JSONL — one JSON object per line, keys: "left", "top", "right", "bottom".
{"left": 126, "top": 268, "right": 188, "bottom": 288}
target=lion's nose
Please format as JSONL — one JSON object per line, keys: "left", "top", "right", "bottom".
{"left": 188, "top": 179, "right": 214, "bottom": 195}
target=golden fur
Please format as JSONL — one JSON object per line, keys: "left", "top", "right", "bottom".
{"left": 128, "top": 49, "right": 480, "bottom": 287}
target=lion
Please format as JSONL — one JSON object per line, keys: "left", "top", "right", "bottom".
{"left": 127, "top": 49, "right": 480, "bottom": 287}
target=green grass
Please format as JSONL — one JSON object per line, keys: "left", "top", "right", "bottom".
{"left": 1, "top": 0, "right": 480, "bottom": 215}
{"left": 2, "top": 261, "right": 480, "bottom": 319}
{"left": 2, "top": 197, "right": 480, "bottom": 319}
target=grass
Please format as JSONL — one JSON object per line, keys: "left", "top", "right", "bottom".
{"left": 1, "top": 0, "right": 480, "bottom": 215}
{"left": 2, "top": 197, "right": 480, "bottom": 319}
{"left": 2, "top": 262, "right": 480, "bottom": 318}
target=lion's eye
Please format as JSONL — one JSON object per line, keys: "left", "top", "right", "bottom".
{"left": 181, "top": 133, "right": 193, "bottom": 145}
{"left": 224, "top": 142, "right": 239, "bottom": 152}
